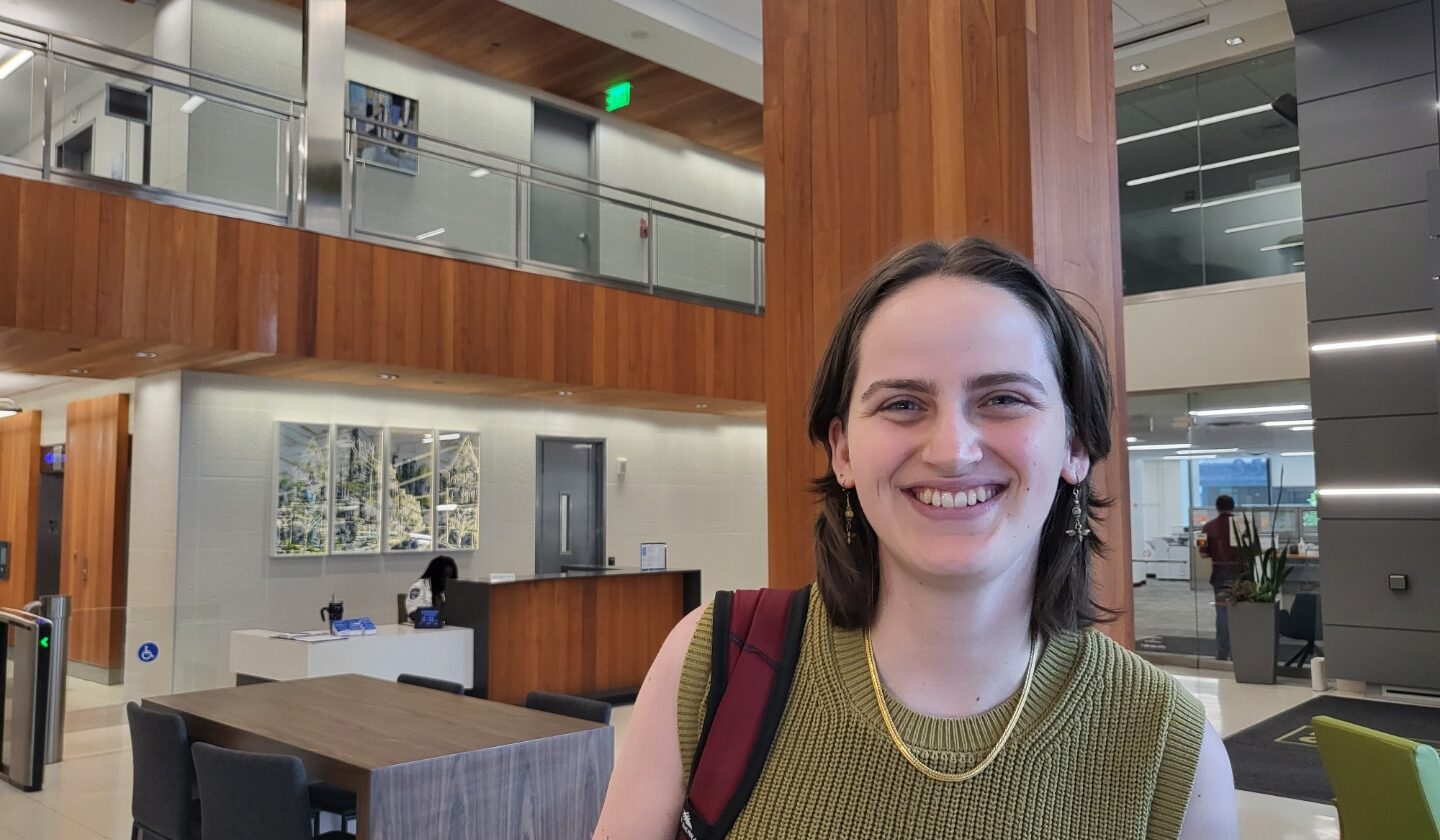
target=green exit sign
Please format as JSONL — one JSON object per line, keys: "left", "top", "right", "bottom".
{"left": 605, "top": 81, "right": 632, "bottom": 112}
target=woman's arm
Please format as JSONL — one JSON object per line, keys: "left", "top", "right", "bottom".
{"left": 593, "top": 605, "right": 705, "bottom": 840}
{"left": 1176, "top": 722, "right": 1239, "bottom": 840}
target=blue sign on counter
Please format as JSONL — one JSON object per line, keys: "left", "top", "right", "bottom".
{"left": 137, "top": 642, "right": 159, "bottom": 663}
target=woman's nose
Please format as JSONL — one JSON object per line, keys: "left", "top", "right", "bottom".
{"left": 923, "top": 405, "right": 983, "bottom": 472}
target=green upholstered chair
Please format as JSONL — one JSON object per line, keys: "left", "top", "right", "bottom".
{"left": 1312, "top": 715, "right": 1440, "bottom": 840}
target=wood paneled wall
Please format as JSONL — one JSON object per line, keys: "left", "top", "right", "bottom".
{"left": 0, "top": 175, "right": 764, "bottom": 408}
{"left": 60, "top": 394, "right": 130, "bottom": 673}
{"left": 763, "top": 0, "right": 1133, "bottom": 645}
{"left": 0, "top": 411, "right": 41, "bottom": 610}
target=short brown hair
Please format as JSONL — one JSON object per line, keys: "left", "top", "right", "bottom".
{"left": 806, "top": 238, "right": 1117, "bottom": 637}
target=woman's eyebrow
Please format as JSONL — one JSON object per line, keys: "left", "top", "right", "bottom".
{"left": 967, "top": 372, "right": 1047, "bottom": 394}
{"left": 858, "top": 378, "right": 936, "bottom": 403}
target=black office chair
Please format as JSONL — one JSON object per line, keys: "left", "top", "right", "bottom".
{"left": 397, "top": 673, "right": 465, "bottom": 695}
{"left": 127, "top": 702, "right": 201, "bottom": 840}
{"left": 525, "top": 691, "right": 612, "bottom": 724}
{"left": 1279, "top": 591, "right": 1324, "bottom": 667}
{"left": 191, "top": 743, "right": 354, "bottom": 840}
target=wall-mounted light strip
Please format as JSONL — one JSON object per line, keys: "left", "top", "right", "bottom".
{"left": 1128, "top": 443, "right": 1193, "bottom": 451}
{"left": 1164, "top": 454, "right": 1219, "bottom": 460}
{"left": 1311, "top": 333, "right": 1439, "bottom": 354}
{"left": 1280, "top": 452, "right": 1314, "bottom": 457}
{"left": 415, "top": 227, "right": 445, "bottom": 241}
{"left": 1260, "top": 241, "right": 1304, "bottom": 252}
{"left": 1224, "top": 216, "right": 1303, "bottom": 234}
{"left": 1179, "top": 448, "right": 1240, "bottom": 455}
{"left": 1126, "top": 146, "right": 1301, "bottom": 187}
{"left": 0, "top": 49, "right": 35, "bottom": 81}
{"left": 1117, "top": 104, "right": 1274, "bottom": 146}
{"left": 1261, "top": 419, "right": 1312, "bottom": 427}
{"left": 1293, "top": 261, "right": 1305, "bottom": 268}
{"left": 1291, "top": 425, "right": 1315, "bottom": 431}
{"left": 1171, "top": 183, "right": 1301, "bottom": 214}
{"left": 1317, "top": 487, "right": 1440, "bottom": 497}
{"left": 1190, "top": 404, "right": 1309, "bottom": 417}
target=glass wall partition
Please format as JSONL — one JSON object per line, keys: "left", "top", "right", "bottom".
{"left": 1128, "top": 381, "right": 1320, "bottom": 675}
{"left": 1118, "top": 50, "right": 1302, "bottom": 295}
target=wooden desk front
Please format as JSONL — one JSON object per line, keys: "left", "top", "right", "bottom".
{"left": 446, "top": 569, "right": 701, "bottom": 704}
{"left": 144, "top": 674, "right": 611, "bottom": 840}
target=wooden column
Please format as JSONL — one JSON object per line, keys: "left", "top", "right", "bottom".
{"left": 763, "top": 0, "right": 1134, "bottom": 645}
{"left": 61, "top": 394, "right": 131, "bottom": 678}
{"left": 0, "top": 411, "right": 41, "bottom": 609}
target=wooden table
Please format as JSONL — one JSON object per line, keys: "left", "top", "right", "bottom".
{"left": 143, "top": 674, "right": 612, "bottom": 840}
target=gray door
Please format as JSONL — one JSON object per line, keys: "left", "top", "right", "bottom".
{"left": 536, "top": 437, "right": 604, "bottom": 575}
{"left": 529, "top": 104, "right": 598, "bottom": 273}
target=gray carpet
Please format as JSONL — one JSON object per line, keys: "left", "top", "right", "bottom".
{"left": 1224, "top": 696, "right": 1440, "bottom": 803}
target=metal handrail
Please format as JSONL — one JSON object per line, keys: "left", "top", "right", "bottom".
{"left": 45, "top": 49, "right": 300, "bottom": 122}
{"left": 0, "top": 13, "right": 303, "bottom": 108}
{"left": 348, "top": 114, "right": 763, "bottom": 235}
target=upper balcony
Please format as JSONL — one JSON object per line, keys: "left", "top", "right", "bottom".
{"left": 0, "top": 4, "right": 766, "bottom": 414}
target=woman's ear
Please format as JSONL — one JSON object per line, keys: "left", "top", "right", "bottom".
{"left": 829, "top": 417, "right": 852, "bottom": 488}
{"left": 1062, "top": 437, "right": 1091, "bottom": 486}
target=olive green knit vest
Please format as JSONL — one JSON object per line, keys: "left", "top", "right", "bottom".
{"left": 678, "top": 589, "right": 1206, "bottom": 840}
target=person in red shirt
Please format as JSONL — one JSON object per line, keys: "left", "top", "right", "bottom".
{"left": 1200, "top": 495, "right": 1241, "bottom": 660}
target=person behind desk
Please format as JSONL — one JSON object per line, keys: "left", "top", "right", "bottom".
{"left": 406, "top": 555, "right": 458, "bottom": 622}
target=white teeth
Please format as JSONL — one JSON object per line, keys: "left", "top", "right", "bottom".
{"left": 917, "top": 486, "right": 1001, "bottom": 508}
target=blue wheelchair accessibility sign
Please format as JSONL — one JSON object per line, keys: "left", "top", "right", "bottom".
{"left": 137, "top": 642, "right": 159, "bottom": 663}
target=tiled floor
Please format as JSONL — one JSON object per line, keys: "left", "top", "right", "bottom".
{"left": 2, "top": 671, "right": 1345, "bottom": 839}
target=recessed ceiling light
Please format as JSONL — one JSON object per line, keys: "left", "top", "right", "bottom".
{"left": 558, "top": 390, "right": 573, "bottom": 396}
{"left": 0, "top": 399, "right": 22, "bottom": 419}
{"left": 180, "top": 95, "right": 206, "bottom": 114}
{"left": 630, "top": 29, "right": 650, "bottom": 39}
{"left": 695, "top": 403, "right": 708, "bottom": 409}
{"left": 378, "top": 373, "right": 399, "bottom": 380}
{"left": 468, "top": 167, "right": 489, "bottom": 178}
{"left": 0, "top": 49, "right": 35, "bottom": 81}
{"left": 1128, "top": 443, "right": 1192, "bottom": 451}
{"left": 1317, "top": 487, "right": 1440, "bottom": 497}
{"left": 134, "top": 351, "right": 157, "bottom": 359}
{"left": 415, "top": 227, "right": 445, "bottom": 241}
{"left": 1130, "top": 63, "right": 1149, "bottom": 73}
{"left": 1225, "top": 36, "right": 1245, "bottom": 46}
{"left": 1310, "top": 333, "right": 1438, "bottom": 354}
{"left": 1126, "top": 436, "right": 1139, "bottom": 443}
{"left": 1189, "top": 404, "right": 1309, "bottom": 418}
{"left": 1281, "top": 452, "right": 1314, "bottom": 457}
{"left": 68, "top": 368, "right": 88, "bottom": 375}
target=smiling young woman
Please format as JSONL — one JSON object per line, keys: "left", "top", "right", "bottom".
{"left": 593, "top": 239, "right": 1238, "bottom": 840}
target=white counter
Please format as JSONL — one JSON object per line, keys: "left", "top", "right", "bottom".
{"left": 229, "top": 625, "right": 473, "bottom": 687}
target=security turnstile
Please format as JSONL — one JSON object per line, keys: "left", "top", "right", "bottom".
{"left": 0, "top": 606, "right": 52, "bottom": 791}
{"left": 23, "top": 595, "right": 68, "bottom": 764}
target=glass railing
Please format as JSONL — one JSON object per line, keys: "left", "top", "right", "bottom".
{"left": 1118, "top": 49, "right": 1303, "bottom": 295}
{"left": 0, "top": 14, "right": 304, "bottom": 221}
{"left": 346, "top": 115, "right": 765, "bottom": 311}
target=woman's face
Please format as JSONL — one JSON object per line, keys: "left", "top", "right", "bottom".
{"left": 829, "top": 275, "right": 1090, "bottom": 587}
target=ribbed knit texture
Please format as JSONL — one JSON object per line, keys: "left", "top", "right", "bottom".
{"left": 678, "top": 589, "right": 1206, "bottom": 839}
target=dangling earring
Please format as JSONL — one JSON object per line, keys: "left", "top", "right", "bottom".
{"left": 1065, "top": 484, "right": 1091, "bottom": 542}
{"left": 844, "top": 489, "right": 855, "bottom": 545}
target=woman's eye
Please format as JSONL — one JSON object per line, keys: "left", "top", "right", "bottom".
{"left": 881, "top": 398, "right": 922, "bottom": 413}
{"left": 986, "top": 394, "right": 1030, "bottom": 408}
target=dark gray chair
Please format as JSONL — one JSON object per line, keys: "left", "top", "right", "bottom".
{"left": 397, "top": 673, "right": 464, "bottom": 694}
{"left": 1279, "top": 591, "right": 1324, "bottom": 667}
{"left": 191, "top": 743, "right": 353, "bottom": 840}
{"left": 525, "top": 691, "right": 612, "bottom": 724}
{"left": 396, "top": 593, "right": 409, "bottom": 625}
{"left": 127, "top": 702, "right": 201, "bottom": 840}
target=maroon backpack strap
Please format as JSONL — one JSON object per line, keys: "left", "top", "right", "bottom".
{"left": 677, "top": 585, "right": 810, "bottom": 840}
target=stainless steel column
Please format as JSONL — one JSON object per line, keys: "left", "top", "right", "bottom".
{"left": 23, "top": 595, "right": 68, "bottom": 764}
{"left": 0, "top": 606, "right": 52, "bottom": 792}
{"left": 300, "top": 0, "right": 346, "bottom": 235}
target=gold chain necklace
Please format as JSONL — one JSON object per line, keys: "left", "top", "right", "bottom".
{"left": 863, "top": 631, "right": 1042, "bottom": 783}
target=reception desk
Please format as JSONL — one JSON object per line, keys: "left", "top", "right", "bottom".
{"left": 446, "top": 569, "right": 700, "bottom": 704}
{"left": 229, "top": 625, "right": 473, "bottom": 687}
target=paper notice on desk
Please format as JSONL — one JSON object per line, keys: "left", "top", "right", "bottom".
{"left": 270, "top": 632, "right": 348, "bottom": 643}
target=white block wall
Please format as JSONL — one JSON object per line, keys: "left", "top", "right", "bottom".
{"left": 163, "top": 371, "right": 767, "bottom": 693}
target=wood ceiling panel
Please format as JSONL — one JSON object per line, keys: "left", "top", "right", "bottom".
{"left": 275, "top": 0, "right": 763, "bottom": 163}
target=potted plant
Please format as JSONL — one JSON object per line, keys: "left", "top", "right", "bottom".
{"left": 1224, "top": 498, "right": 1293, "bottom": 684}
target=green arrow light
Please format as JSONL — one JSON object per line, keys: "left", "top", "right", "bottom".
{"left": 40, "top": 636, "right": 49, "bottom": 648}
